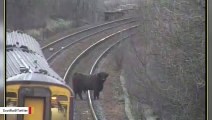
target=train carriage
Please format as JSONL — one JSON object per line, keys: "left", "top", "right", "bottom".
{"left": 6, "top": 31, "right": 74, "bottom": 120}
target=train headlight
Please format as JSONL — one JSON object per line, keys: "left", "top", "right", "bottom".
{"left": 51, "top": 97, "right": 57, "bottom": 100}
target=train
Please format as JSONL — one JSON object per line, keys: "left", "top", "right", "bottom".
{"left": 6, "top": 31, "right": 74, "bottom": 120}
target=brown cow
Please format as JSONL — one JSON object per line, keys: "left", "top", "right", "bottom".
{"left": 72, "top": 72, "right": 109, "bottom": 100}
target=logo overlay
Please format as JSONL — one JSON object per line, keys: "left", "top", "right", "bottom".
{"left": 0, "top": 107, "right": 32, "bottom": 114}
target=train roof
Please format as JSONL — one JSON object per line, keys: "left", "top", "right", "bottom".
{"left": 6, "top": 31, "right": 64, "bottom": 83}
{"left": 7, "top": 31, "right": 44, "bottom": 57}
{"left": 7, "top": 73, "right": 65, "bottom": 85}
{"left": 7, "top": 48, "right": 62, "bottom": 81}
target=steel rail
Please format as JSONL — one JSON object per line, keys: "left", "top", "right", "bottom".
{"left": 63, "top": 25, "right": 139, "bottom": 81}
{"left": 88, "top": 32, "right": 137, "bottom": 120}
{"left": 62, "top": 24, "right": 139, "bottom": 120}
{"left": 42, "top": 17, "right": 137, "bottom": 50}
{"left": 46, "top": 20, "right": 137, "bottom": 61}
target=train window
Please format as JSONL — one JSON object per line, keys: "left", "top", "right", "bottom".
{"left": 51, "top": 95, "right": 68, "bottom": 120}
{"left": 56, "top": 95, "right": 68, "bottom": 101}
{"left": 6, "top": 99, "right": 17, "bottom": 107}
{"left": 7, "top": 92, "right": 17, "bottom": 98}
{"left": 6, "top": 92, "right": 17, "bottom": 107}
{"left": 6, "top": 96, "right": 17, "bottom": 120}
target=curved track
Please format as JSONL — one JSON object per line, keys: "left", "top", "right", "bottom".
{"left": 41, "top": 19, "right": 139, "bottom": 119}
{"left": 87, "top": 34, "right": 136, "bottom": 120}
{"left": 63, "top": 25, "right": 139, "bottom": 79}
{"left": 41, "top": 17, "right": 137, "bottom": 60}
{"left": 62, "top": 25, "right": 139, "bottom": 120}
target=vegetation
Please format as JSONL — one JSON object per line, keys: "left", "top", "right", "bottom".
{"left": 114, "top": 0, "right": 205, "bottom": 119}
{"left": 6, "top": 0, "right": 104, "bottom": 34}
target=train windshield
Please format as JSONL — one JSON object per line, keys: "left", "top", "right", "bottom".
{"left": 51, "top": 95, "right": 68, "bottom": 120}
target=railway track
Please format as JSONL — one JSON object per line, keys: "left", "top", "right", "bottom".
{"left": 41, "top": 17, "right": 137, "bottom": 60}
{"left": 87, "top": 33, "right": 137, "bottom": 120}
{"left": 61, "top": 25, "right": 139, "bottom": 120}
{"left": 41, "top": 18, "right": 139, "bottom": 119}
{"left": 63, "top": 25, "right": 139, "bottom": 78}
{"left": 47, "top": 23, "right": 139, "bottom": 77}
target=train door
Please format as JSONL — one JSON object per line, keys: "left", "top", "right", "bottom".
{"left": 24, "top": 97, "right": 44, "bottom": 120}
{"left": 18, "top": 87, "right": 51, "bottom": 120}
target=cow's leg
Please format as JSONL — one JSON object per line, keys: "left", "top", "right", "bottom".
{"left": 94, "top": 90, "right": 98, "bottom": 100}
{"left": 74, "top": 92, "right": 77, "bottom": 99}
{"left": 79, "top": 90, "right": 83, "bottom": 100}
{"left": 97, "top": 92, "right": 100, "bottom": 99}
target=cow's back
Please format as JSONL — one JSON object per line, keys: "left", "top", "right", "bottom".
{"left": 72, "top": 73, "right": 84, "bottom": 91}
{"left": 72, "top": 73, "right": 99, "bottom": 90}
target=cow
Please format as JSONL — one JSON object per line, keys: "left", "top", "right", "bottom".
{"left": 72, "top": 72, "right": 109, "bottom": 100}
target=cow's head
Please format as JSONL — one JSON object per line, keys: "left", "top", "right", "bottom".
{"left": 97, "top": 72, "right": 109, "bottom": 83}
